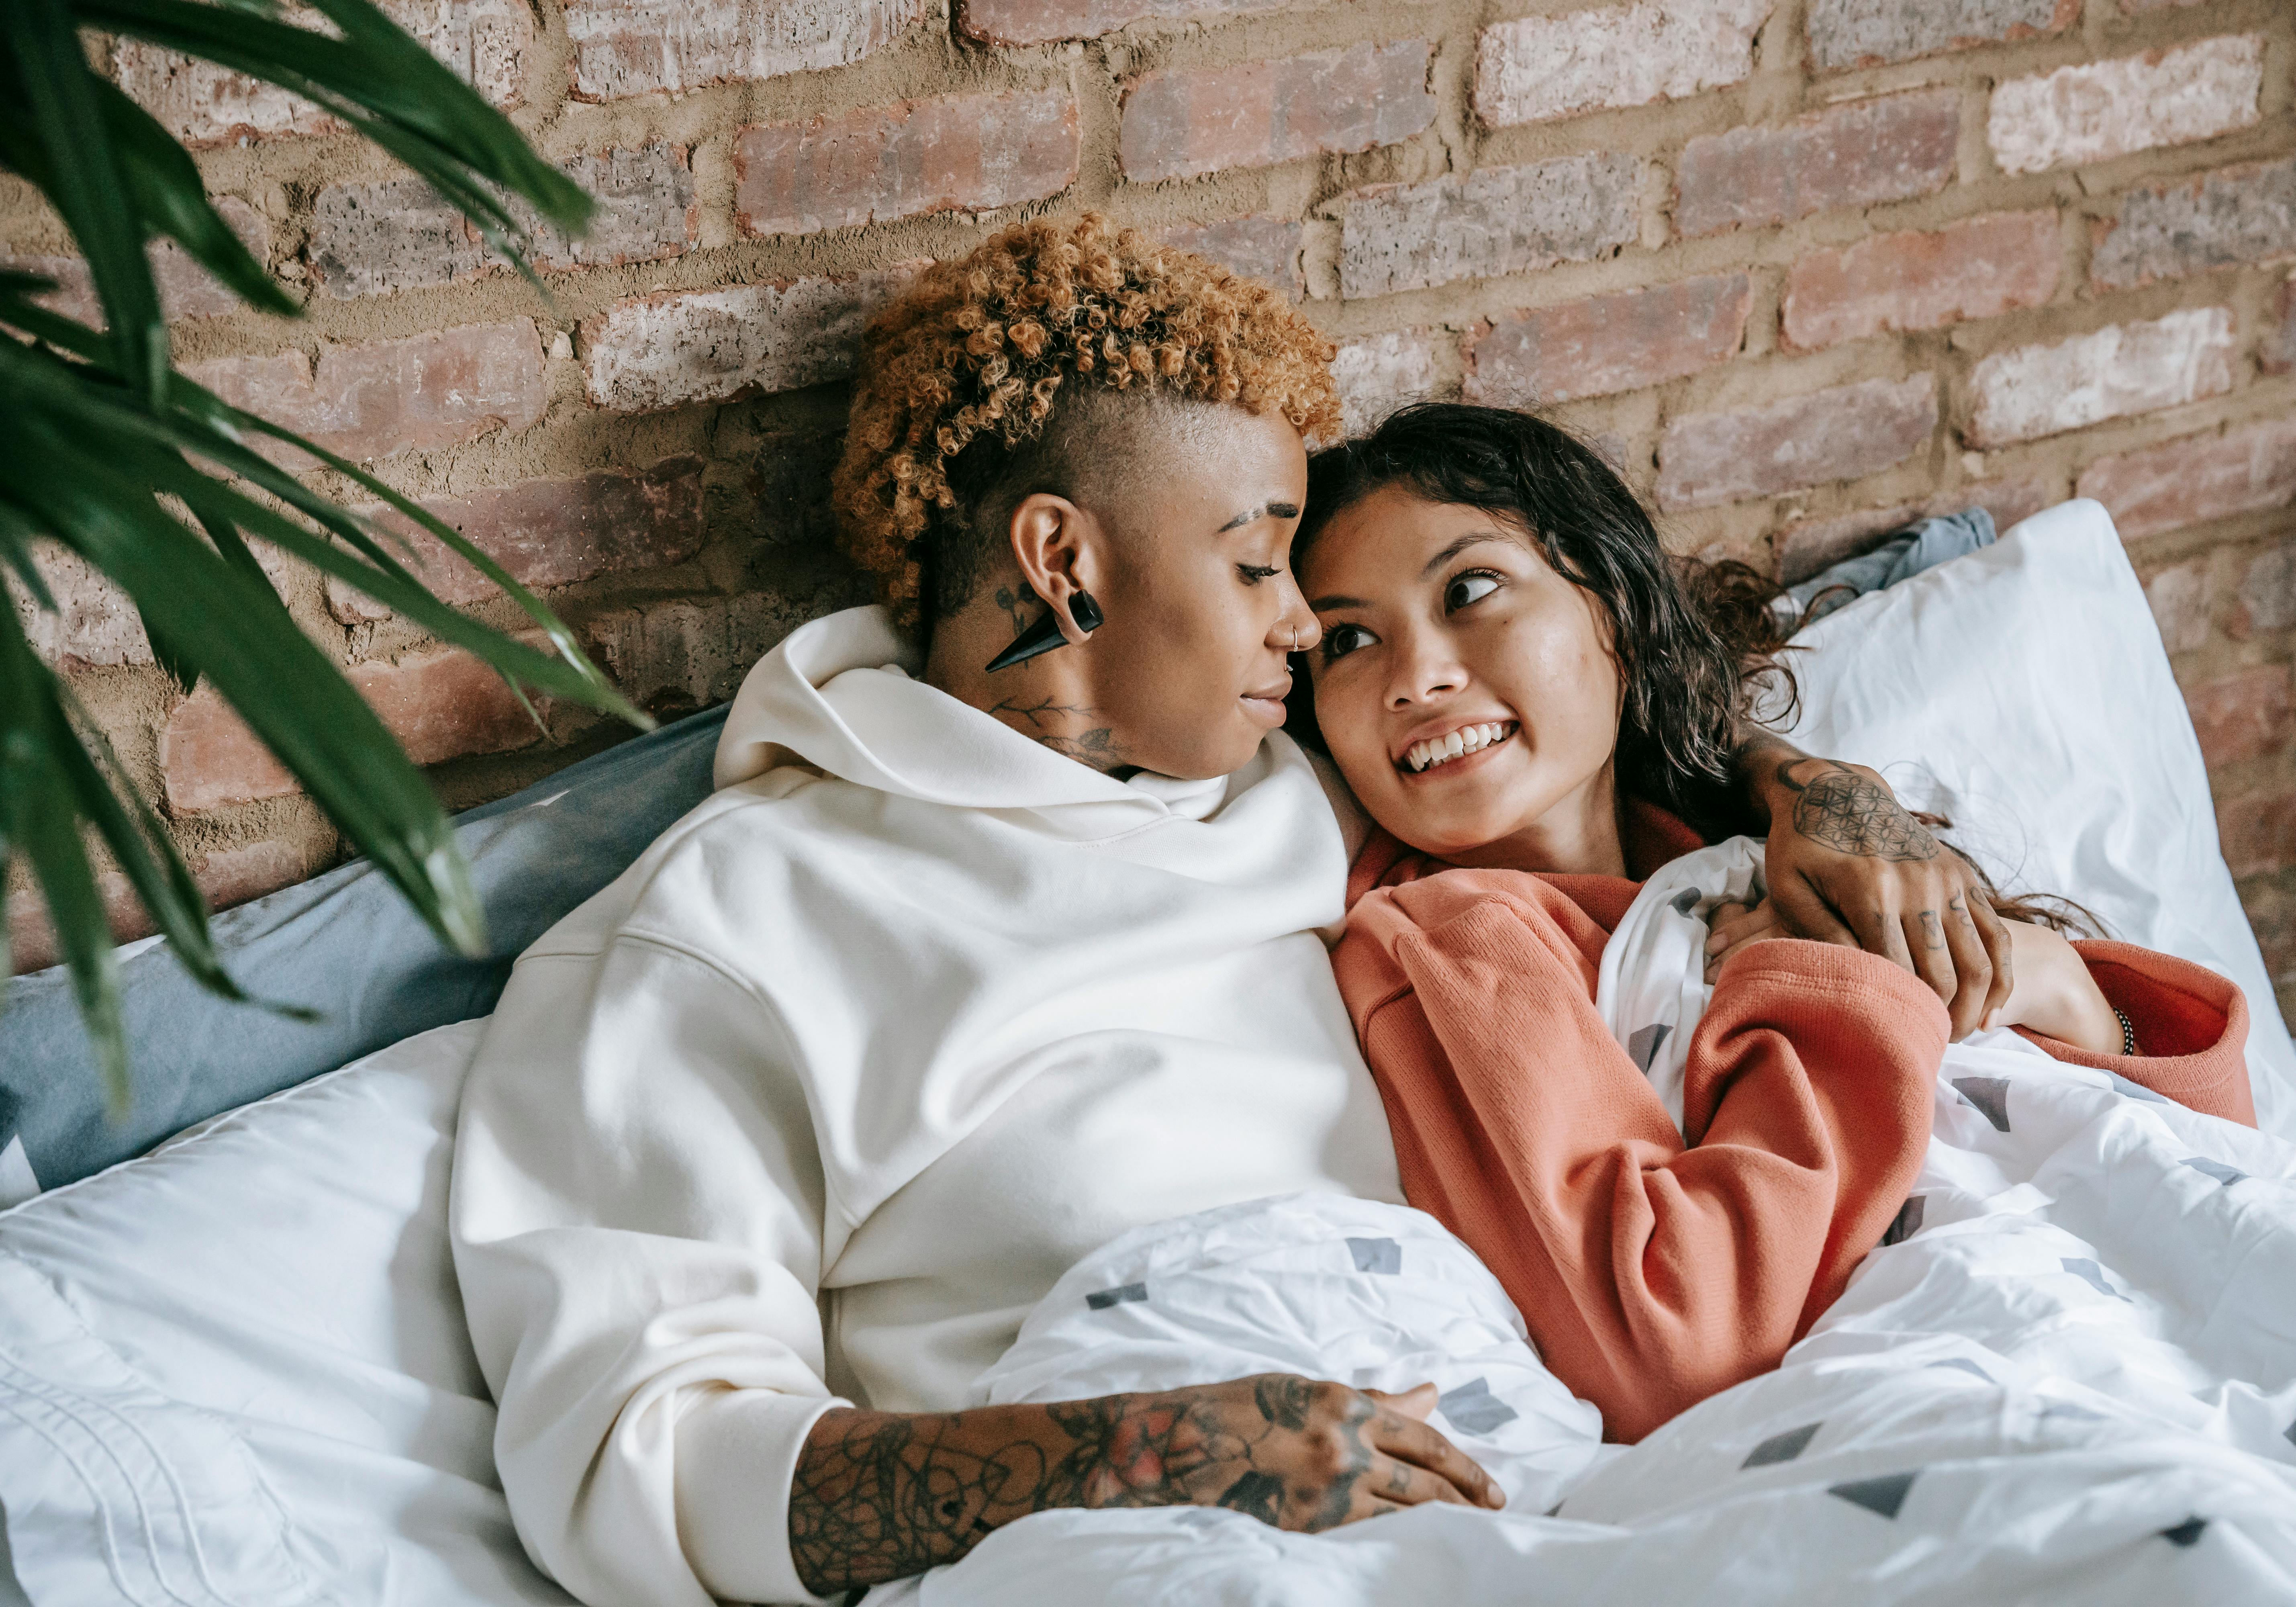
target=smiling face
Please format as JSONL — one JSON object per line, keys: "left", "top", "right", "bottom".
{"left": 1301, "top": 482, "right": 1628, "bottom": 872}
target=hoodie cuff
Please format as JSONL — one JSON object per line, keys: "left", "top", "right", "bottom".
{"left": 2016, "top": 940, "right": 2255, "bottom": 1128}
{"left": 674, "top": 1387, "right": 850, "bottom": 1605}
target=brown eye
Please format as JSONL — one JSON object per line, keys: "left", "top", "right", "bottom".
{"left": 1445, "top": 572, "right": 1501, "bottom": 611}
{"left": 1321, "top": 624, "right": 1373, "bottom": 662}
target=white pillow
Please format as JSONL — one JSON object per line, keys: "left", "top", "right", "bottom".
{"left": 0, "top": 1019, "right": 572, "bottom": 1607}
{"left": 1775, "top": 498, "right": 2296, "bottom": 1138}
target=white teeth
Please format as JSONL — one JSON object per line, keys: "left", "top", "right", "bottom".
{"left": 1404, "top": 722, "right": 1513, "bottom": 773}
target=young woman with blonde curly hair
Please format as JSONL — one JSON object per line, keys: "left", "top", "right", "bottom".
{"left": 451, "top": 213, "right": 2017, "bottom": 1606}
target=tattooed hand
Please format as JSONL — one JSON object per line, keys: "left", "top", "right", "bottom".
{"left": 786, "top": 1375, "right": 1501, "bottom": 1594}
{"left": 1744, "top": 739, "right": 2013, "bottom": 1039}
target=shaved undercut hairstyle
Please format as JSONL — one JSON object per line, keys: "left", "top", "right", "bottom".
{"left": 832, "top": 212, "right": 1342, "bottom": 636}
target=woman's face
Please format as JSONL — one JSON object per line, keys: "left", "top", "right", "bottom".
{"left": 1301, "top": 483, "right": 1623, "bottom": 863}
{"left": 1082, "top": 407, "right": 1319, "bottom": 781}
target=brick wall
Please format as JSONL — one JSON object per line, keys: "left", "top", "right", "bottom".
{"left": 4, "top": 0, "right": 2293, "bottom": 1013}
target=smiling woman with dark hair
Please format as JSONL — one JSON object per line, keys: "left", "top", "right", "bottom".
{"left": 1293, "top": 401, "right": 2256, "bottom": 1444}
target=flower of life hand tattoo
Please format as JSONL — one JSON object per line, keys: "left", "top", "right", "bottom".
{"left": 1774, "top": 761, "right": 1939, "bottom": 862}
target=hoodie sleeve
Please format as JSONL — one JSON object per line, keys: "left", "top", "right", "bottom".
{"left": 1336, "top": 871, "right": 1946, "bottom": 1444}
{"left": 451, "top": 937, "right": 846, "bottom": 1607}
{"left": 2013, "top": 939, "right": 2255, "bottom": 1127}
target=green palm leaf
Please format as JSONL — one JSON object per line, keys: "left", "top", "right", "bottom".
{"left": 0, "top": 0, "right": 643, "bottom": 1108}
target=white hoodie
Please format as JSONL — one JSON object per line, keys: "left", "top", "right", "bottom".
{"left": 449, "top": 606, "right": 1401, "bottom": 1607}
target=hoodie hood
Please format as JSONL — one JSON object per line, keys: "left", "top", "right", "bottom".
{"left": 711, "top": 605, "right": 1239, "bottom": 836}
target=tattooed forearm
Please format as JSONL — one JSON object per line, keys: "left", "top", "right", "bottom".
{"left": 786, "top": 1379, "right": 1385, "bottom": 1594}
{"left": 1772, "top": 759, "right": 1940, "bottom": 862}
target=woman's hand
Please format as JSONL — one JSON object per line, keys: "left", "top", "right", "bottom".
{"left": 1986, "top": 920, "right": 2122, "bottom": 1055}
{"left": 789, "top": 1375, "right": 1501, "bottom": 1593}
{"left": 1742, "top": 740, "right": 2012, "bottom": 1040}
{"left": 1704, "top": 898, "right": 1787, "bottom": 982}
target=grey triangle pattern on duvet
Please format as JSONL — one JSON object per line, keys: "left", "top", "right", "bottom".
{"left": 1628, "top": 1023, "right": 1670, "bottom": 1073}
{"left": 1952, "top": 1076, "right": 2012, "bottom": 1133}
{"left": 1828, "top": 1470, "right": 1918, "bottom": 1520}
{"left": 1438, "top": 1377, "right": 1518, "bottom": 1435}
{"left": 1741, "top": 1422, "right": 1821, "bottom": 1468}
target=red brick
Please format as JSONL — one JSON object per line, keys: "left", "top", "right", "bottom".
{"left": 959, "top": 0, "right": 1281, "bottom": 45}
{"left": 2219, "top": 787, "right": 2296, "bottom": 879}
{"left": 161, "top": 647, "right": 543, "bottom": 815}
{"left": 1474, "top": 0, "right": 1768, "bottom": 129}
{"left": 4, "top": 197, "right": 270, "bottom": 325}
{"left": 2186, "top": 664, "right": 2296, "bottom": 767}
{"left": 1340, "top": 154, "right": 1640, "bottom": 299}
{"left": 2144, "top": 559, "right": 2213, "bottom": 655}
{"left": 582, "top": 268, "right": 915, "bottom": 412}
{"left": 1783, "top": 212, "right": 2059, "bottom": 351}
{"left": 2092, "top": 156, "right": 2296, "bottom": 291}
{"left": 1155, "top": 216, "right": 1305, "bottom": 299}
{"left": 325, "top": 458, "right": 708, "bottom": 624}
{"left": 736, "top": 91, "right": 1077, "bottom": 237}
{"left": 2075, "top": 418, "right": 2296, "bottom": 541}
{"left": 1989, "top": 36, "right": 2264, "bottom": 177}
{"left": 1659, "top": 375, "right": 1938, "bottom": 512}
{"left": 116, "top": 0, "right": 529, "bottom": 145}
{"left": 1119, "top": 41, "right": 1434, "bottom": 184}
{"left": 566, "top": 0, "right": 925, "bottom": 102}
{"left": 1332, "top": 329, "right": 1444, "bottom": 437}
{"left": 1808, "top": 0, "right": 2074, "bottom": 72}
{"left": 2236, "top": 878, "right": 2296, "bottom": 1004}
{"left": 310, "top": 147, "right": 695, "bottom": 299}
{"left": 1968, "top": 309, "right": 2236, "bottom": 448}
{"left": 1675, "top": 90, "right": 1958, "bottom": 239}
{"left": 1467, "top": 273, "right": 1749, "bottom": 407}
{"left": 2267, "top": 276, "right": 2296, "bottom": 375}
{"left": 2235, "top": 540, "right": 2296, "bottom": 640}
{"left": 186, "top": 321, "right": 546, "bottom": 467}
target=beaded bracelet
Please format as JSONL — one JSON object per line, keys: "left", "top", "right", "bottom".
{"left": 2114, "top": 1006, "right": 2137, "bottom": 1058}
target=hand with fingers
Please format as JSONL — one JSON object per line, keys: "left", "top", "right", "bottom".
{"left": 1750, "top": 747, "right": 2013, "bottom": 1039}
{"left": 1076, "top": 1374, "right": 1506, "bottom": 1529}
{"left": 788, "top": 1373, "right": 1504, "bottom": 1593}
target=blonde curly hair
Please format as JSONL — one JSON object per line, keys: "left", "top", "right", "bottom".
{"left": 832, "top": 212, "right": 1343, "bottom": 636}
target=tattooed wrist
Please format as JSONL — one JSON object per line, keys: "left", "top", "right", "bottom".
{"left": 786, "top": 1377, "right": 1384, "bottom": 1594}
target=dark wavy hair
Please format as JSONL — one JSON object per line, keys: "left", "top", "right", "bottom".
{"left": 1287, "top": 403, "right": 1789, "bottom": 832}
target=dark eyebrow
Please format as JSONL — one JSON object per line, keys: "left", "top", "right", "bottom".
{"left": 1216, "top": 500, "right": 1302, "bottom": 533}
{"left": 1309, "top": 594, "right": 1369, "bottom": 611}
{"left": 1420, "top": 532, "right": 1510, "bottom": 578}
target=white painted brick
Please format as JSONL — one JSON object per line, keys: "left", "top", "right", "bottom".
{"left": 1332, "top": 329, "right": 1443, "bottom": 438}
{"left": 1988, "top": 35, "right": 2263, "bottom": 176}
{"left": 1967, "top": 307, "right": 2237, "bottom": 447}
{"left": 565, "top": 0, "right": 927, "bottom": 102}
{"left": 1340, "top": 154, "right": 1641, "bottom": 299}
{"left": 582, "top": 267, "right": 917, "bottom": 412}
{"left": 115, "top": 0, "right": 530, "bottom": 146}
{"left": 1475, "top": 0, "right": 1771, "bottom": 129}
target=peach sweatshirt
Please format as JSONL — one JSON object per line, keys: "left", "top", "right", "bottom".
{"left": 1333, "top": 813, "right": 2254, "bottom": 1444}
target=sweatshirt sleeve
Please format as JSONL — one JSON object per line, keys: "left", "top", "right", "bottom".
{"left": 450, "top": 938, "right": 846, "bottom": 1607}
{"left": 1338, "top": 874, "right": 1947, "bottom": 1444}
{"left": 2015, "top": 938, "right": 2255, "bottom": 1127}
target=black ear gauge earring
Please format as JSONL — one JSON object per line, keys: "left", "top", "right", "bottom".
{"left": 985, "top": 591, "right": 1103, "bottom": 673}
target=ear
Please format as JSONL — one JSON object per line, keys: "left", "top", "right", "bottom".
{"left": 1006, "top": 492, "right": 1110, "bottom": 645}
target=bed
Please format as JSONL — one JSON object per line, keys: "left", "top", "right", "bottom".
{"left": 4, "top": 499, "right": 2293, "bottom": 1603}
